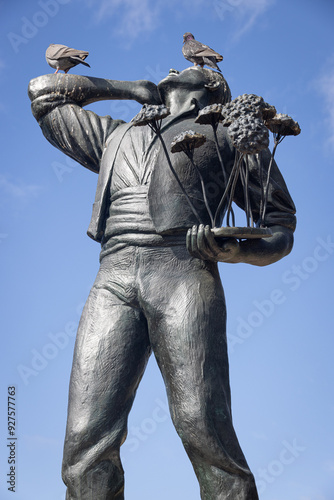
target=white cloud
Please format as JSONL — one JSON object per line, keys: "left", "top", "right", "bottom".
{"left": 0, "top": 174, "right": 43, "bottom": 200}
{"left": 90, "top": 0, "right": 161, "bottom": 40}
{"left": 230, "top": 0, "right": 275, "bottom": 42}
{"left": 81, "top": 0, "right": 273, "bottom": 44}
{"left": 83, "top": 0, "right": 211, "bottom": 42}
{"left": 317, "top": 63, "right": 334, "bottom": 150}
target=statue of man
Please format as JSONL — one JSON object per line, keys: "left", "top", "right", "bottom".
{"left": 28, "top": 66, "right": 296, "bottom": 500}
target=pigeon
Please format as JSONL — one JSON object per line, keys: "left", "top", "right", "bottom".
{"left": 45, "top": 44, "right": 90, "bottom": 74}
{"left": 182, "top": 33, "right": 223, "bottom": 72}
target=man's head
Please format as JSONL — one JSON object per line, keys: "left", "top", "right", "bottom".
{"left": 157, "top": 67, "right": 231, "bottom": 112}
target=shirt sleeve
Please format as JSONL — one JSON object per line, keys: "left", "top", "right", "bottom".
{"left": 233, "top": 147, "right": 297, "bottom": 231}
{"left": 31, "top": 95, "right": 124, "bottom": 174}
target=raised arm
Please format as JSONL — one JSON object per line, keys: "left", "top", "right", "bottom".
{"left": 28, "top": 74, "right": 161, "bottom": 173}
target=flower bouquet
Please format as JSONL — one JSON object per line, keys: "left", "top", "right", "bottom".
{"left": 131, "top": 99, "right": 300, "bottom": 241}
{"left": 194, "top": 96, "right": 300, "bottom": 240}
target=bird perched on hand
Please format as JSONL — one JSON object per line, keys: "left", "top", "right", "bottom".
{"left": 45, "top": 44, "right": 90, "bottom": 74}
{"left": 182, "top": 33, "right": 223, "bottom": 72}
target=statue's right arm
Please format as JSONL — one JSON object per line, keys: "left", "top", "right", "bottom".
{"left": 28, "top": 74, "right": 161, "bottom": 173}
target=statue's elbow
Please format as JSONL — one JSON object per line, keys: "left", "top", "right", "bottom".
{"left": 268, "top": 227, "right": 294, "bottom": 266}
{"left": 254, "top": 227, "right": 294, "bottom": 267}
{"left": 28, "top": 76, "right": 44, "bottom": 102}
{"left": 135, "top": 80, "right": 162, "bottom": 105}
{"left": 282, "top": 227, "right": 294, "bottom": 257}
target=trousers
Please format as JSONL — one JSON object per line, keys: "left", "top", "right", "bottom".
{"left": 61, "top": 243, "right": 259, "bottom": 500}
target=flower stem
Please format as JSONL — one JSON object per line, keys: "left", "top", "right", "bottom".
{"left": 213, "top": 150, "right": 241, "bottom": 228}
{"left": 212, "top": 123, "right": 228, "bottom": 187}
{"left": 188, "top": 153, "right": 214, "bottom": 227}
{"left": 225, "top": 152, "right": 244, "bottom": 227}
{"left": 156, "top": 131, "right": 204, "bottom": 225}
{"left": 258, "top": 152, "right": 264, "bottom": 224}
{"left": 261, "top": 140, "right": 279, "bottom": 224}
{"left": 239, "top": 155, "right": 253, "bottom": 227}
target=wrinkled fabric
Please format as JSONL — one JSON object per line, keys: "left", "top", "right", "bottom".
{"left": 62, "top": 245, "right": 258, "bottom": 500}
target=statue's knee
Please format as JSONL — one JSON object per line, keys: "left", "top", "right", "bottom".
{"left": 172, "top": 407, "right": 206, "bottom": 448}
{"left": 62, "top": 459, "right": 124, "bottom": 500}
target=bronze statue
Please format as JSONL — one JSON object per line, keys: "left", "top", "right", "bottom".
{"left": 28, "top": 66, "right": 296, "bottom": 500}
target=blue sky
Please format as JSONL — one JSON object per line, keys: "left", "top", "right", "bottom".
{"left": 0, "top": 0, "right": 334, "bottom": 499}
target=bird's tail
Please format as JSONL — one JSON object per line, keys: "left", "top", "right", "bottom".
{"left": 203, "top": 57, "right": 221, "bottom": 72}
{"left": 70, "top": 56, "right": 91, "bottom": 67}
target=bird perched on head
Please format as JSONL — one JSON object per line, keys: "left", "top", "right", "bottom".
{"left": 45, "top": 44, "right": 90, "bottom": 74}
{"left": 182, "top": 33, "right": 223, "bottom": 72}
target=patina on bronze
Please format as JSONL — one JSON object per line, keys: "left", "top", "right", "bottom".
{"left": 28, "top": 65, "right": 296, "bottom": 500}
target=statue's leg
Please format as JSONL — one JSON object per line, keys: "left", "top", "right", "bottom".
{"left": 140, "top": 245, "right": 258, "bottom": 500}
{"left": 62, "top": 250, "right": 151, "bottom": 500}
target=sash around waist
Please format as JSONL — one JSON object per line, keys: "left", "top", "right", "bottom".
{"left": 101, "top": 186, "right": 187, "bottom": 258}
{"left": 106, "top": 186, "right": 156, "bottom": 236}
